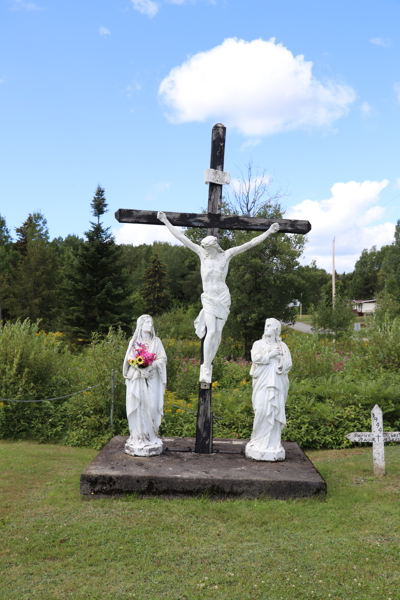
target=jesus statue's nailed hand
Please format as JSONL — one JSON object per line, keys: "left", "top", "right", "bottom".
{"left": 157, "top": 211, "right": 167, "bottom": 224}
{"left": 270, "top": 223, "right": 280, "bottom": 234}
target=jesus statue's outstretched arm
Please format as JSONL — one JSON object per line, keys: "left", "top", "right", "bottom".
{"left": 225, "top": 223, "right": 280, "bottom": 259}
{"left": 157, "top": 211, "right": 201, "bottom": 257}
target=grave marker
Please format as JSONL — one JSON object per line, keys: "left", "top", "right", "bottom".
{"left": 346, "top": 404, "right": 400, "bottom": 477}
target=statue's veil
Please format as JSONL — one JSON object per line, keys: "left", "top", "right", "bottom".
{"left": 132, "top": 314, "right": 156, "bottom": 346}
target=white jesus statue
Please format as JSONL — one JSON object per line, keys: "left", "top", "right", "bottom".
{"left": 157, "top": 211, "right": 280, "bottom": 383}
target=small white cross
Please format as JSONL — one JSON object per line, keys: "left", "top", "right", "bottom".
{"left": 346, "top": 404, "right": 400, "bottom": 477}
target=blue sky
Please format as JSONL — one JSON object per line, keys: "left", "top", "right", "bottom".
{"left": 1, "top": 0, "right": 400, "bottom": 272}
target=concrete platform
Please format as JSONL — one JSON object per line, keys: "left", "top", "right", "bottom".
{"left": 80, "top": 436, "right": 326, "bottom": 499}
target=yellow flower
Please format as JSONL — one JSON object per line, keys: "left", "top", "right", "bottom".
{"left": 136, "top": 356, "right": 144, "bottom": 365}
{"left": 176, "top": 409, "right": 185, "bottom": 414}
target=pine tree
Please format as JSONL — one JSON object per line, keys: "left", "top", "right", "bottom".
{"left": 63, "top": 187, "right": 131, "bottom": 340}
{"left": 0, "top": 214, "right": 18, "bottom": 321}
{"left": 90, "top": 185, "right": 108, "bottom": 224}
{"left": 14, "top": 212, "right": 50, "bottom": 255}
{"left": 3, "top": 212, "right": 62, "bottom": 329}
{"left": 141, "top": 253, "right": 171, "bottom": 315}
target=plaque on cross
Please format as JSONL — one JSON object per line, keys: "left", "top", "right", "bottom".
{"left": 115, "top": 123, "right": 311, "bottom": 454}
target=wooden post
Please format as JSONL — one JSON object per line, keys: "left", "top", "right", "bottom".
{"left": 195, "top": 335, "right": 212, "bottom": 453}
{"left": 194, "top": 123, "right": 227, "bottom": 454}
{"left": 207, "top": 123, "right": 226, "bottom": 240}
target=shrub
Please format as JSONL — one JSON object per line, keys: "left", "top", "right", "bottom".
{"left": 0, "top": 320, "right": 76, "bottom": 442}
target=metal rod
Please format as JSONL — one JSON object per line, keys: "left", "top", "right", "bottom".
{"left": 110, "top": 369, "right": 116, "bottom": 429}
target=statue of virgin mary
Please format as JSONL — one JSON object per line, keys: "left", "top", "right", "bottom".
{"left": 123, "top": 315, "right": 167, "bottom": 457}
{"left": 245, "top": 318, "right": 292, "bottom": 461}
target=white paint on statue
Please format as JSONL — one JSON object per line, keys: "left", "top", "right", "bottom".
{"left": 346, "top": 405, "right": 400, "bottom": 477}
{"left": 123, "top": 315, "right": 167, "bottom": 457}
{"left": 157, "top": 211, "right": 279, "bottom": 383}
{"left": 245, "top": 319, "right": 292, "bottom": 462}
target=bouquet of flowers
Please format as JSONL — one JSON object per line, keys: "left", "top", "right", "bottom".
{"left": 128, "top": 343, "right": 156, "bottom": 369}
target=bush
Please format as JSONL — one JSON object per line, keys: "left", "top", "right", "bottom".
{"left": 63, "top": 328, "right": 128, "bottom": 449}
{"left": 0, "top": 320, "right": 76, "bottom": 442}
{"left": 2, "top": 317, "right": 400, "bottom": 451}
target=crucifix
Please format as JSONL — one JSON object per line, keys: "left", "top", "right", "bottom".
{"left": 115, "top": 123, "right": 311, "bottom": 454}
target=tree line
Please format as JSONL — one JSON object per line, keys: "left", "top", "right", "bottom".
{"left": 1, "top": 182, "right": 399, "bottom": 349}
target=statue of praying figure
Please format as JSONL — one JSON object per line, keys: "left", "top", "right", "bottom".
{"left": 245, "top": 318, "right": 292, "bottom": 462}
{"left": 123, "top": 314, "right": 167, "bottom": 457}
{"left": 157, "top": 211, "right": 280, "bottom": 383}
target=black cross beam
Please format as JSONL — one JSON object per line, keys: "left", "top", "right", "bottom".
{"left": 115, "top": 123, "right": 311, "bottom": 455}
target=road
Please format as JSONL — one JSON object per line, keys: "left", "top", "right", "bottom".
{"left": 285, "top": 321, "right": 314, "bottom": 334}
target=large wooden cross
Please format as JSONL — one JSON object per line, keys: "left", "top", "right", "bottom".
{"left": 115, "top": 123, "right": 311, "bottom": 454}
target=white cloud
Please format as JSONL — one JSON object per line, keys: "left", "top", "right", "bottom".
{"left": 393, "top": 82, "right": 400, "bottom": 104}
{"left": 360, "top": 101, "right": 372, "bottom": 116}
{"left": 114, "top": 223, "right": 182, "bottom": 246}
{"left": 132, "top": 0, "right": 159, "bottom": 17}
{"left": 394, "top": 178, "right": 400, "bottom": 190}
{"left": 159, "top": 38, "right": 356, "bottom": 136}
{"left": 287, "top": 179, "right": 395, "bottom": 272}
{"left": 240, "top": 138, "right": 262, "bottom": 151}
{"left": 99, "top": 26, "right": 111, "bottom": 37}
{"left": 8, "top": 0, "right": 40, "bottom": 10}
{"left": 370, "top": 37, "right": 390, "bottom": 48}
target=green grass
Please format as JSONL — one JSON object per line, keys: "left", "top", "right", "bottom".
{"left": 297, "top": 314, "right": 367, "bottom": 325}
{"left": 1, "top": 442, "right": 399, "bottom": 599}
{"left": 296, "top": 313, "right": 313, "bottom": 324}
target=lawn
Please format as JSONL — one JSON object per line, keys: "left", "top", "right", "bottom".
{"left": 297, "top": 314, "right": 367, "bottom": 325}
{"left": 1, "top": 441, "right": 399, "bottom": 600}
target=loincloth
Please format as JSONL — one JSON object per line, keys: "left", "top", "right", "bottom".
{"left": 194, "top": 290, "right": 231, "bottom": 339}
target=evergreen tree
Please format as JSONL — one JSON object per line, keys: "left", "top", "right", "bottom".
{"left": 63, "top": 187, "right": 131, "bottom": 339}
{"left": 141, "top": 253, "right": 172, "bottom": 315}
{"left": 14, "top": 212, "right": 50, "bottom": 255}
{"left": 0, "top": 215, "right": 18, "bottom": 321}
{"left": 3, "top": 212, "right": 62, "bottom": 329}
{"left": 91, "top": 185, "right": 108, "bottom": 224}
{"left": 6, "top": 237, "right": 61, "bottom": 329}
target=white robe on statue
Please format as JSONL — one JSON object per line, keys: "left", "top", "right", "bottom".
{"left": 247, "top": 336, "right": 292, "bottom": 456}
{"left": 123, "top": 335, "right": 167, "bottom": 455}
